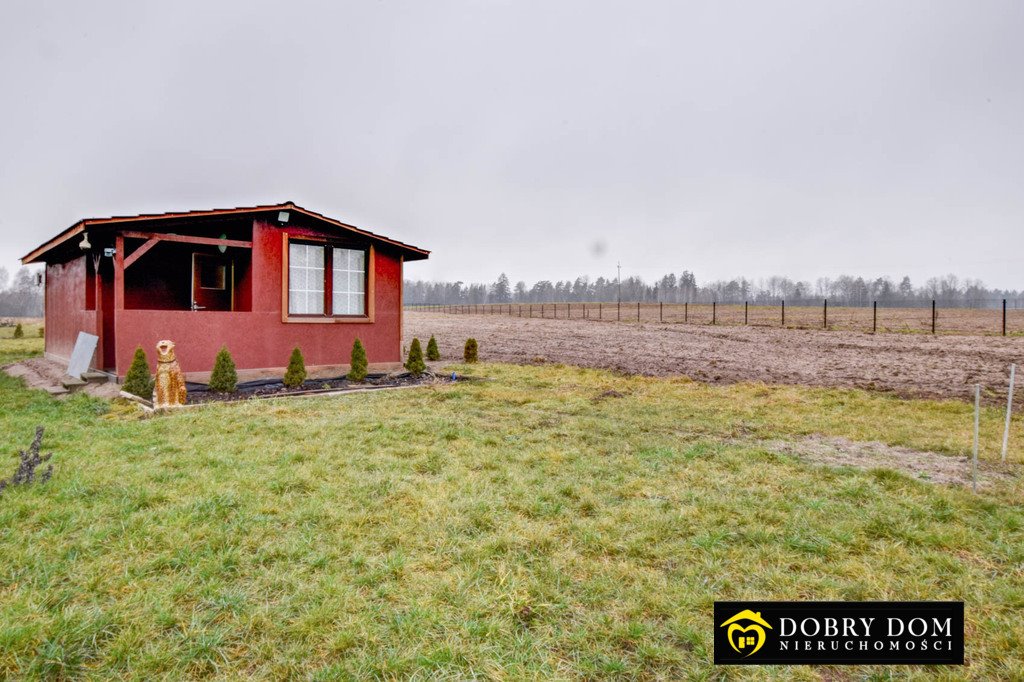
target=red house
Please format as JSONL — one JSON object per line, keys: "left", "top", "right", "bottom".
{"left": 21, "top": 202, "right": 429, "bottom": 381}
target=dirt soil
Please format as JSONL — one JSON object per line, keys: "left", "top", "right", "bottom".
{"left": 762, "top": 435, "right": 1017, "bottom": 488}
{"left": 405, "top": 311, "right": 1024, "bottom": 405}
{"left": 3, "top": 357, "right": 122, "bottom": 400}
{"left": 186, "top": 370, "right": 452, "bottom": 404}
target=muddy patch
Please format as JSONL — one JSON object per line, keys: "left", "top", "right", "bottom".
{"left": 405, "top": 311, "right": 1024, "bottom": 406}
{"left": 764, "top": 435, "right": 1019, "bottom": 489}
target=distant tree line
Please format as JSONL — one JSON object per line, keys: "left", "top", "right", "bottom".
{"left": 0, "top": 267, "right": 43, "bottom": 317}
{"left": 405, "top": 272, "right": 1022, "bottom": 308}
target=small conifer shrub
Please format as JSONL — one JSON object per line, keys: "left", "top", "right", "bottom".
{"left": 208, "top": 346, "right": 238, "bottom": 393}
{"left": 348, "top": 338, "right": 368, "bottom": 382}
{"left": 13, "top": 323, "right": 24, "bottom": 339}
{"left": 426, "top": 335, "right": 440, "bottom": 361}
{"left": 283, "top": 347, "right": 307, "bottom": 388}
{"left": 122, "top": 346, "right": 154, "bottom": 399}
{"left": 38, "top": 327, "right": 45, "bottom": 338}
{"left": 464, "top": 338, "right": 479, "bottom": 363}
{"left": 405, "top": 338, "right": 426, "bottom": 377}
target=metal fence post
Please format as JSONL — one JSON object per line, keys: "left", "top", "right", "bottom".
{"left": 932, "top": 300, "right": 936, "bottom": 334}
{"left": 713, "top": 301, "right": 717, "bottom": 325}
{"left": 637, "top": 301, "right": 640, "bottom": 322}
{"left": 685, "top": 302, "right": 688, "bottom": 323}
{"left": 782, "top": 300, "right": 785, "bottom": 327}
{"left": 823, "top": 299, "right": 827, "bottom": 329}
{"left": 873, "top": 301, "right": 877, "bottom": 333}
{"left": 744, "top": 301, "right": 748, "bottom": 325}
{"left": 1003, "top": 299, "right": 1007, "bottom": 336}
{"left": 660, "top": 301, "right": 663, "bottom": 323}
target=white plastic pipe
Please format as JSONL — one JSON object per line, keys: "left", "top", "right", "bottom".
{"left": 973, "top": 384, "right": 980, "bottom": 493}
{"left": 1002, "top": 364, "right": 1015, "bottom": 463}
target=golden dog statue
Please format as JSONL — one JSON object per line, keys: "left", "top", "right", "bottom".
{"left": 153, "top": 340, "right": 187, "bottom": 409}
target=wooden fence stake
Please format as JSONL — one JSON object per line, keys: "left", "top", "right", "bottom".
{"left": 1003, "top": 364, "right": 1016, "bottom": 463}
{"left": 932, "top": 300, "right": 936, "bottom": 334}
{"left": 873, "top": 301, "right": 877, "bottom": 333}
{"left": 712, "top": 301, "right": 717, "bottom": 325}
{"left": 781, "top": 300, "right": 785, "bottom": 327}
{"left": 744, "top": 301, "right": 748, "bottom": 325}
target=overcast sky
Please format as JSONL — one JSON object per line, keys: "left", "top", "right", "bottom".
{"left": 1, "top": 1, "right": 1022, "bottom": 289}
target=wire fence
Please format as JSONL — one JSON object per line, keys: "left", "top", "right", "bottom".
{"left": 408, "top": 299, "right": 1024, "bottom": 336}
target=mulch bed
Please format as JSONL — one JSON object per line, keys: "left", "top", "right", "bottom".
{"left": 186, "top": 371, "right": 461, "bottom": 404}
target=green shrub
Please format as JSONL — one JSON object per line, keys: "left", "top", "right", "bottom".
{"left": 283, "top": 347, "right": 307, "bottom": 388}
{"left": 464, "top": 338, "right": 479, "bottom": 363}
{"left": 405, "top": 338, "right": 426, "bottom": 377}
{"left": 122, "top": 346, "right": 154, "bottom": 399}
{"left": 208, "top": 346, "right": 238, "bottom": 393}
{"left": 348, "top": 338, "right": 368, "bottom": 382}
{"left": 13, "top": 323, "right": 24, "bottom": 339}
{"left": 426, "top": 335, "right": 440, "bottom": 361}
{"left": 38, "top": 327, "right": 44, "bottom": 338}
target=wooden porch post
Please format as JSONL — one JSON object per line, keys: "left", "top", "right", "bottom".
{"left": 93, "top": 254, "right": 104, "bottom": 370}
{"left": 113, "top": 235, "right": 125, "bottom": 375}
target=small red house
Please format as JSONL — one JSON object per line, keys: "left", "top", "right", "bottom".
{"left": 21, "top": 202, "right": 429, "bottom": 381}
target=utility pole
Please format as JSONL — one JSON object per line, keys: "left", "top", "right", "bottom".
{"left": 617, "top": 261, "right": 622, "bottom": 306}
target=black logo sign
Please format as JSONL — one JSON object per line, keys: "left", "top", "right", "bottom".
{"left": 714, "top": 601, "right": 964, "bottom": 665}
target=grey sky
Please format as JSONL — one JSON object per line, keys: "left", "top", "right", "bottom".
{"left": 1, "top": 0, "right": 1022, "bottom": 288}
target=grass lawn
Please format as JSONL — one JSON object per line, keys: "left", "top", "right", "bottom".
{"left": 1, "top": 331, "right": 1022, "bottom": 680}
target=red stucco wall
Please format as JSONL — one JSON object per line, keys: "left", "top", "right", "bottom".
{"left": 44, "top": 257, "right": 100, "bottom": 363}
{"left": 111, "top": 220, "right": 405, "bottom": 377}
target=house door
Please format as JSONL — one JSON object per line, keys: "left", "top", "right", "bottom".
{"left": 191, "top": 253, "right": 233, "bottom": 311}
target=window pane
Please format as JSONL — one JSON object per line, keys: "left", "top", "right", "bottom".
{"left": 331, "top": 247, "right": 366, "bottom": 315}
{"left": 307, "top": 292, "right": 324, "bottom": 314}
{"left": 289, "top": 243, "right": 325, "bottom": 315}
{"left": 289, "top": 266, "right": 304, "bottom": 290}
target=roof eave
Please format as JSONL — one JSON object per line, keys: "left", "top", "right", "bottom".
{"left": 20, "top": 202, "right": 430, "bottom": 264}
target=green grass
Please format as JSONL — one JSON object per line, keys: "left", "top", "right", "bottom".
{"left": 0, "top": 335, "right": 1022, "bottom": 679}
{"left": 0, "top": 321, "right": 44, "bottom": 365}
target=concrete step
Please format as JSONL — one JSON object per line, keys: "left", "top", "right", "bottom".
{"left": 45, "top": 385, "right": 71, "bottom": 396}
{"left": 61, "top": 376, "right": 87, "bottom": 390}
{"left": 82, "top": 371, "right": 110, "bottom": 384}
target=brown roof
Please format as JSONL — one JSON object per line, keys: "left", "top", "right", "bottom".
{"left": 21, "top": 201, "right": 430, "bottom": 263}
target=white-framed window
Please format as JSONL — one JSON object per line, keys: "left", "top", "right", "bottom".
{"left": 288, "top": 243, "right": 324, "bottom": 315}
{"left": 332, "top": 247, "right": 366, "bottom": 315}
